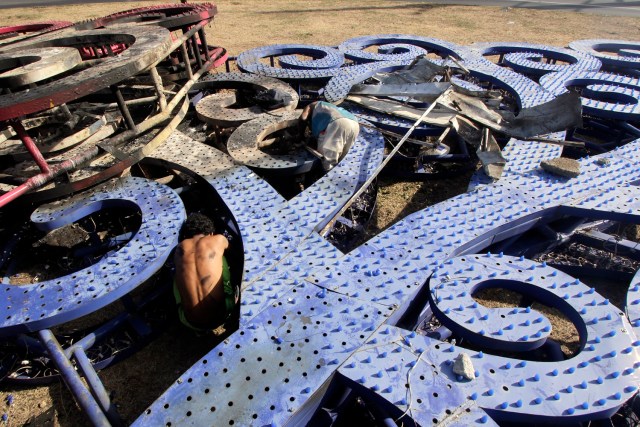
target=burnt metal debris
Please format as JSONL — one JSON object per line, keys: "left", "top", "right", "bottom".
{"left": 1, "top": 4, "right": 640, "bottom": 427}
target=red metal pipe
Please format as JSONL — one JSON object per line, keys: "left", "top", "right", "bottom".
{"left": 11, "top": 119, "right": 51, "bottom": 173}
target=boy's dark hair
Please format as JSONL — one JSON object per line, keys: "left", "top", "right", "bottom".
{"left": 179, "top": 213, "right": 217, "bottom": 241}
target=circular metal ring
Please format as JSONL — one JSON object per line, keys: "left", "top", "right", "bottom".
{"left": 323, "top": 59, "right": 413, "bottom": 103}
{"left": 0, "top": 21, "right": 72, "bottom": 48}
{"left": 539, "top": 69, "right": 640, "bottom": 120}
{"left": 236, "top": 44, "right": 344, "bottom": 82}
{"left": 0, "top": 26, "right": 173, "bottom": 121}
{"left": 0, "top": 47, "right": 81, "bottom": 89}
{"left": 338, "top": 34, "right": 475, "bottom": 63}
{"left": 226, "top": 110, "right": 316, "bottom": 174}
{"left": 74, "top": 3, "right": 218, "bottom": 31}
{"left": 464, "top": 58, "right": 556, "bottom": 109}
{"left": 471, "top": 42, "right": 601, "bottom": 77}
{"left": 193, "top": 72, "right": 299, "bottom": 127}
{"left": 570, "top": 39, "right": 640, "bottom": 71}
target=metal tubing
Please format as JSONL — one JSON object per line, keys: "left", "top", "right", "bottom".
{"left": 38, "top": 330, "right": 110, "bottom": 427}
{"left": 60, "top": 104, "right": 74, "bottom": 121}
{"left": 0, "top": 87, "right": 192, "bottom": 207}
{"left": 149, "top": 66, "right": 167, "bottom": 111}
{"left": 10, "top": 120, "right": 50, "bottom": 173}
{"left": 616, "top": 120, "right": 640, "bottom": 138}
{"left": 63, "top": 311, "right": 131, "bottom": 359}
{"left": 191, "top": 34, "right": 203, "bottom": 69}
{"left": 111, "top": 85, "right": 137, "bottom": 131}
{"left": 0, "top": 22, "right": 216, "bottom": 208}
{"left": 74, "top": 348, "right": 123, "bottom": 426}
{"left": 575, "top": 230, "right": 640, "bottom": 261}
{"left": 198, "top": 28, "right": 210, "bottom": 61}
{"left": 181, "top": 42, "right": 193, "bottom": 79}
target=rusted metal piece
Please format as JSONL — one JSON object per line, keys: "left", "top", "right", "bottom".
{"left": 110, "top": 85, "right": 136, "bottom": 131}
{"left": 226, "top": 110, "right": 316, "bottom": 173}
{"left": 0, "top": 26, "right": 174, "bottom": 121}
{"left": 10, "top": 120, "right": 50, "bottom": 174}
{"left": 180, "top": 42, "right": 193, "bottom": 79}
{"left": 0, "top": 47, "right": 81, "bottom": 89}
{"left": 0, "top": 16, "right": 226, "bottom": 205}
{"left": 0, "top": 96, "right": 188, "bottom": 206}
{"left": 0, "top": 21, "right": 72, "bottom": 47}
{"left": 74, "top": 3, "right": 218, "bottom": 31}
{"left": 0, "top": 115, "right": 107, "bottom": 160}
{"left": 0, "top": 33, "right": 220, "bottom": 205}
{"left": 194, "top": 72, "right": 299, "bottom": 127}
{"left": 149, "top": 66, "right": 167, "bottom": 111}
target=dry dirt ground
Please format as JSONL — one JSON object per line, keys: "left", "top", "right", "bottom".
{"left": 1, "top": 1, "right": 640, "bottom": 426}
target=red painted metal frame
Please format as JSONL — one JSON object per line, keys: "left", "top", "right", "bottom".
{"left": 0, "top": 43, "right": 226, "bottom": 208}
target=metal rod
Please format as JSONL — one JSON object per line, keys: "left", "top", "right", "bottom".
{"left": 318, "top": 89, "right": 451, "bottom": 236}
{"left": 74, "top": 348, "right": 123, "bottom": 427}
{"left": 63, "top": 312, "right": 130, "bottom": 359}
{"left": 0, "top": 22, "right": 217, "bottom": 208}
{"left": 616, "top": 120, "right": 640, "bottom": 138}
{"left": 198, "top": 28, "right": 210, "bottom": 61}
{"left": 149, "top": 66, "right": 167, "bottom": 111}
{"left": 11, "top": 120, "right": 50, "bottom": 173}
{"left": 191, "top": 34, "right": 203, "bottom": 70}
{"left": 181, "top": 42, "right": 193, "bottom": 79}
{"left": 38, "top": 330, "right": 110, "bottom": 427}
{"left": 59, "top": 103, "right": 74, "bottom": 121}
{"left": 111, "top": 85, "right": 136, "bottom": 131}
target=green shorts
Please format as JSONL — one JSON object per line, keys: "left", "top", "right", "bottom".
{"left": 173, "top": 256, "right": 235, "bottom": 332}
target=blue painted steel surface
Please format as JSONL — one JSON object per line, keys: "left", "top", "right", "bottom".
{"left": 471, "top": 42, "right": 601, "bottom": 76}
{"left": 468, "top": 136, "right": 565, "bottom": 190}
{"left": 339, "top": 307, "right": 638, "bottom": 424}
{"left": 38, "top": 329, "right": 112, "bottom": 427}
{"left": 463, "top": 55, "right": 564, "bottom": 186}
{"left": 0, "top": 177, "right": 184, "bottom": 337}
{"left": 236, "top": 44, "right": 344, "bottom": 81}
{"left": 13, "top": 34, "right": 640, "bottom": 426}
{"left": 137, "top": 129, "right": 640, "bottom": 425}
{"left": 464, "top": 59, "right": 556, "bottom": 109}
{"left": 628, "top": 269, "right": 640, "bottom": 339}
{"left": 277, "top": 48, "right": 345, "bottom": 70}
{"left": 338, "top": 34, "right": 474, "bottom": 63}
{"left": 152, "top": 123, "right": 384, "bottom": 321}
{"left": 570, "top": 39, "right": 640, "bottom": 71}
{"left": 337, "top": 329, "right": 498, "bottom": 426}
{"left": 540, "top": 69, "right": 640, "bottom": 121}
{"left": 133, "top": 283, "right": 388, "bottom": 427}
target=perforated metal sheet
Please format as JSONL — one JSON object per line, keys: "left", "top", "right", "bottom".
{"left": 133, "top": 283, "right": 388, "bottom": 427}
{"left": 237, "top": 44, "right": 344, "bottom": 82}
{"left": 226, "top": 110, "right": 317, "bottom": 172}
{"left": 193, "top": 72, "right": 299, "bottom": 127}
{"left": 471, "top": 42, "right": 601, "bottom": 76}
{"left": 570, "top": 39, "right": 640, "bottom": 71}
{"left": 338, "top": 34, "right": 474, "bottom": 63}
{"left": 540, "top": 69, "right": 640, "bottom": 121}
{"left": 0, "top": 177, "right": 184, "bottom": 336}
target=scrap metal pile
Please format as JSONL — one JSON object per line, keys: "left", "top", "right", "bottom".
{"left": 2, "top": 3, "right": 640, "bottom": 426}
